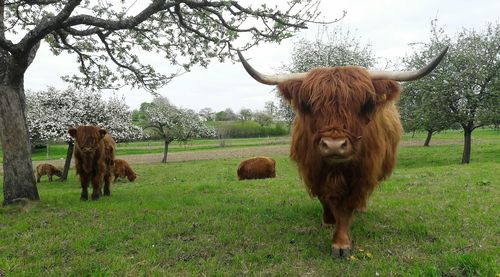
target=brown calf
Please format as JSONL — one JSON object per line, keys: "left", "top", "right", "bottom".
{"left": 35, "top": 163, "right": 62, "bottom": 182}
{"left": 113, "top": 159, "right": 137, "bottom": 182}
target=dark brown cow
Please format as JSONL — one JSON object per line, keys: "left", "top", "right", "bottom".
{"left": 68, "top": 126, "right": 116, "bottom": 201}
{"left": 35, "top": 163, "right": 62, "bottom": 182}
{"left": 238, "top": 47, "right": 448, "bottom": 258}
{"left": 237, "top": 156, "right": 276, "bottom": 180}
{"left": 113, "top": 159, "right": 137, "bottom": 182}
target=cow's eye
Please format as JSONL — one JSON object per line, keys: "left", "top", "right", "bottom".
{"left": 361, "top": 100, "right": 375, "bottom": 114}
{"left": 300, "top": 101, "right": 311, "bottom": 113}
{"left": 359, "top": 99, "right": 375, "bottom": 122}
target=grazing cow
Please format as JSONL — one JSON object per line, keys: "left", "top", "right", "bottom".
{"left": 68, "top": 126, "right": 116, "bottom": 201}
{"left": 35, "top": 163, "right": 62, "bottom": 182}
{"left": 238, "top": 47, "right": 448, "bottom": 258}
{"left": 237, "top": 156, "right": 276, "bottom": 180}
{"left": 113, "top": 159, "right": 137, "bottom": 182}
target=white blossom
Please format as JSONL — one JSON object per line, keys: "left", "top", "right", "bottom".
{"left": 26, "top": 87, "right": 144, "bottom": 144}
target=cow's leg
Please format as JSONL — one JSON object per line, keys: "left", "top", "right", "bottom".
{"left": 36, "top": 174, "right": 41, "bottom": 183}
{"left": 48, "top": 174, "right": 53, "bottom": 182}
{"left": 331, "top": 207, "right": 354, "bottom": 258}
{"left": 319, "top": 198, "right": 335, "bottom": 225}
{"left": 91, "top": 175, "right": 101, "bottom": 201}
{"left": 80, "top": 175, "right": 90, "bottom": 201}
{"left": 103, "top": 172, "right": 111, "bottom": 196}
{"left": 356, "top": 187, "right": 372, "bottom": 212}
{"left": 356, "top": 200, "right": 367, "bottom": 212}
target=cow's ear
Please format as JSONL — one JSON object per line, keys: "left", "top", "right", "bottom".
{"left": 371, "top": 80, "right": 401, "bottom": 103}
{"left": 99, "top": 129, "right": 107, "bottom": 139}
{"left": 68, "top": 128, "right": 77, "bottom": 138}
{"left": 277, "top": 80, "right": 302, "bottom": 103}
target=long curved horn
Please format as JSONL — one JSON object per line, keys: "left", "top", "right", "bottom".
{"left": 368, "top": 46, "right": 449, "bottom": 81}
{"left": 237, "top": 50, "right": 307, "bottom": 85}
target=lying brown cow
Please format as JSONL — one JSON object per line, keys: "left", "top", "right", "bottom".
{"left": 237, "top": 156, "right": 276, "bottom": 180}
{"left": 35, "top": 163, "right": 62, "bottom": 182}
{"left": 113, "top": 159, "right": 137, "bottom": 182}
{"left": 68, "top": 126, "right": 116, "bottom": 201}
{"left": 238, "top": 47, "right": 448, "bottom": 257}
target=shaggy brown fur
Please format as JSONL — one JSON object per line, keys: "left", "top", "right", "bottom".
{"left": 69, "top": 126, "right": 116, "bottom": 201}
{"left": 237, "top": 156, "right": 276, "bottom": 180}
{"left": 113, "top": 159, "right": 137, "bottom": 182}
{"left": 277, "top": 66, "right": 403, "bottom": 257}
{"left": 35, "top": 163, "right": 62, "bottom": 182}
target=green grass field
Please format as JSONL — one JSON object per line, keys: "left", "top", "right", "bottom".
{"left": 0, "top": 131, "right": 499, "bottom": 276}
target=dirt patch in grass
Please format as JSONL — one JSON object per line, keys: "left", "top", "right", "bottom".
{"left": 0, "top": 139, "right": 472, "bottom": 173}
{"left": 117, "top": 144, "right": 291, "bottom": 165}
{"left": 17, "top": 145, "right": 291, "bottom": 172}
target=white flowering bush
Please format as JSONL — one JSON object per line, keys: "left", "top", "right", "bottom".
{"left": 26, "top": 87, "right": 144, "bottom": 145}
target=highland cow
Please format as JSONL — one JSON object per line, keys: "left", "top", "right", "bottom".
{"left": 238, "top": 47, "right": 448, "bottom": 258}
{"left": 237, "top": 156, "right": 276, "bottom": 180}
{"left": 113, "top": 159, "right": 137, "bottom": 182}
{"left": 68, "top": 126, "right": 116, "bottom": 200}
{"left": 35, "top": 163, "right": 62, "bottom": 182}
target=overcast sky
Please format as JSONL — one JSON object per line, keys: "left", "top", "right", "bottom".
{"left": 24, "top": 0, "right": 499, "bottom": 113}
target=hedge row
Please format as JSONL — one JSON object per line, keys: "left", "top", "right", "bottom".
{"left": 211, "top": 121, "right": 289, "bottom": 138}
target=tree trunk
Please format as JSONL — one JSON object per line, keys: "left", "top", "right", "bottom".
{"left": 0, "top": 71, "right": 39, "bottom": 204}
{"left": 61, "top": 142, "right": 74, "bottom": 181}
{"left": 161, "top": 140, "right": 170, "bottom": 163}
{"left": 461, "top": 127, "right": 473, "bottom": 164}
{"left": 423, "top": 130, "right": 433, "bottom": 146}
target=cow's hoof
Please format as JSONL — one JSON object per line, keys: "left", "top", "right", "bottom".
{"left": 322, "top": 216, "right": 335, "bottom": 226}
{"left": 91, "top": 195, "right": 100, "bottom": 201}
{"left": 80, "top": 196, "right": 88, "bottom": 201}
{"left": 321, "top": 218, "right": 334, "bottom": 227}
{"left": 331, "top": 246, "right": 352, "bottom": 259}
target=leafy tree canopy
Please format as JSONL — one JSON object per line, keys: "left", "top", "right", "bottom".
{"left": 1, "top": 0, "right": 330, "bottom": 92}
{"left": 401, "top": 19, "right": 499, "bottom": 162}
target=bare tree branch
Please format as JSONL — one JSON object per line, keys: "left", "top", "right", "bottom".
{"left": 62, "top": 0, "right": 174, "bottom": 31}
{"left": 3, "top": 0, "right": 63, "bottom": 5}
{"left": 96, "top": 30, "right": 147, "bottom": 87}
{"left": 15, "top": 0, "right": 81, "bottom": 61}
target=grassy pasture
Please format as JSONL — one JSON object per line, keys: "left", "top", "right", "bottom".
{"left": 0, "top": 132, "right": 499, "bottom": 276}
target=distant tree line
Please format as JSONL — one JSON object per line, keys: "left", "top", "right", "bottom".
{"left": 132, "top": 100, "right": 290, "bottom": 141}
{"left": 194, "top": 101, "right": 280, "bottom": 126}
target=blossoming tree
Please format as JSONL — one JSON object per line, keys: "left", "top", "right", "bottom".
{"left": 143, "top": 97, "right": 216, "bottom": 163}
